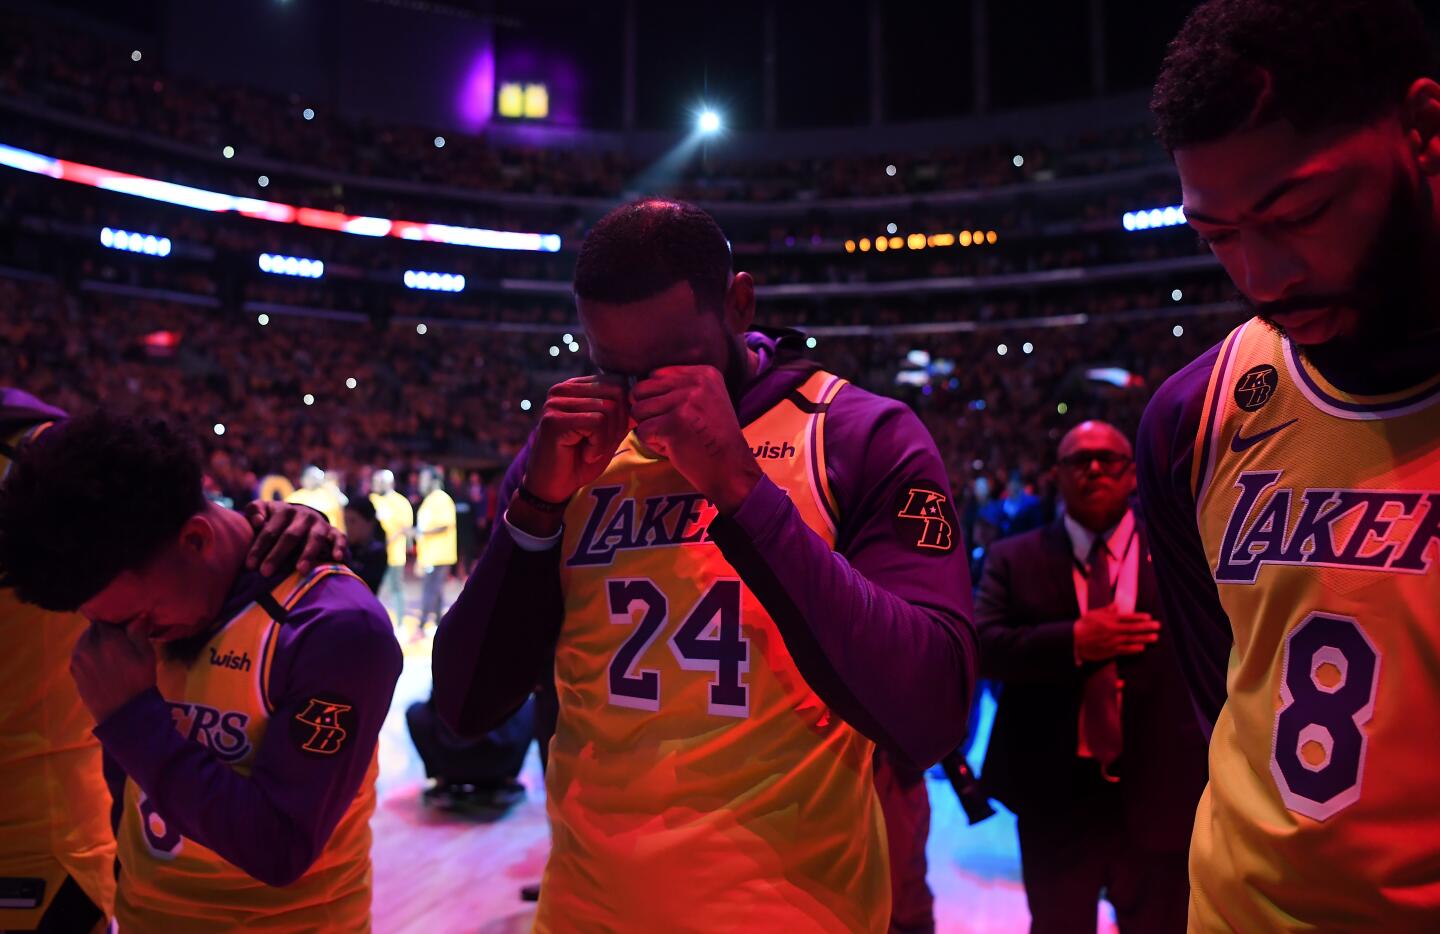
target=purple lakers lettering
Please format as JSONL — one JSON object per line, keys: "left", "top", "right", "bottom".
{"left": 166, "top": 702, "right": 252, "bottom": 762}
{"left": 568, "top": 486, "right": 715, "bottom": 568}
{"left": 1214, "top": 470, "right": 1440, "bottom": 583}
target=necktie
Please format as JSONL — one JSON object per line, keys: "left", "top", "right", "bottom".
{"left": 1080, "top": 535, "right": 1123, "bottom": 776}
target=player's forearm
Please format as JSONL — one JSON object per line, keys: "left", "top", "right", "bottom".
{"left": 93, "top": 689, "right": 330, "bottom": 887}
{"left": 432, "top": 522, "right": 564, "bottom": 736}
{"left": 709, "top": 476, "right": 977, "bottom": 768}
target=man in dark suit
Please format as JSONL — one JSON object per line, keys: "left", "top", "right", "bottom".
{"left": 977, "top": 420, "right": 1207, "bottom": 933}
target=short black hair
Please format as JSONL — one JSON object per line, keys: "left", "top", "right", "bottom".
{"left": 0, "top": 411, "right": 206, "bottom": 611}
{"left": 1152, "top": 0, "right": 1438, "bottom": 149}
{"left": 345, "top": 496, "right": 378, "bottom": 526}
{"left": 573, "top": 199, "right": 732, "bottom": 312}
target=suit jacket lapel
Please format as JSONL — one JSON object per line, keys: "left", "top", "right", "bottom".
{"left": 1043, "top": 518, "right": 1081, "bottom": 621}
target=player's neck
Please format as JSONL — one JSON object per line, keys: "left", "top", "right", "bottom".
{"left": 205, "top": 503, "right": 255, "bottom": 597}
{"left": 161, "top": 506, "right": 255, "bottom": 666}
{"left": 1301, "top": 326, "right": 1440, "bottom": 395}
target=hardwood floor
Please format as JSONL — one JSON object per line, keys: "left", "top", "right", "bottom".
{"left": 370, "top": 595, "right": 1118, "bottom": 933}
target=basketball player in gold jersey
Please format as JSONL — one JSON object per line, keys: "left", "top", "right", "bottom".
{"left": 1138, "top": 0, "right": 1440, "bottom": 928}
{"left": 0, "top": 389, "right": 348, "bottom": 933}
{"left": 0, "top": 409, "right": 396, "bottom": 932}
{"left": 435, "top": 199, "right": 978, "bottom": 932}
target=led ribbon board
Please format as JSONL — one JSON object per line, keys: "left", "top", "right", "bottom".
{"left": 0, "top": 143, "right": 562, "bottom": 252}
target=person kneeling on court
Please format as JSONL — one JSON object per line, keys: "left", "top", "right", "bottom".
{"left": 0, "top": 411, "right": 402, "bottom": 933}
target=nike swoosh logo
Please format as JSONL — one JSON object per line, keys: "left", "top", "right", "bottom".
{"left": 1230, "top": 418, "right": 1298, "bottom": 453}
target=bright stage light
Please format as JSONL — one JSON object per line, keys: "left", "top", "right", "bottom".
{"left": 403, "top": 270, "right": 465, "bottom": 292}
{"left": 698, "top": 110, "right": 722, "bottom": 134}
{"left": 100, "top": 227, "right": 171, "bottom": 257}
{"left": 1123, "top": 204, "right": 1186, "bottom": 231}
{"left": 259, "top": 253, "right": 323, "bottom": 278}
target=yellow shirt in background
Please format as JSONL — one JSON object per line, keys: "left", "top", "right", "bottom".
{"left": 369, "top": 491, "right": 413, "bottom": 568}
{"left": 416, "top": 490, "right": 457, "bottom": 568}
{"left": 287, "top": 487, "right": 344, "bottom": 530}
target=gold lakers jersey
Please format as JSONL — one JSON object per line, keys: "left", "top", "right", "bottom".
{"left": 115, "top": 566, "right": 377, "bottom": 933}
{"left": 0, "top": 421, "right": 117, "bottom": 929}
{"left": 539, "top": 370, "right": 891, "bottom": 933}
{"left": 1191, "top": 319, "right": 1440, "bottom": 931}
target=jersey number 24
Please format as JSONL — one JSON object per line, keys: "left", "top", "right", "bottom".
{"left": 606, "top": 578, "right": 749, "bottom": 718}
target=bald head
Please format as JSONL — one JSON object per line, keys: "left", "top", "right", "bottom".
{"left": 1059, "top": 421, "right": 1132, "bottom": 461}
{"left": 1056, "top": 420, "right": 1136, "bottom": 533}
{"left": 371, "top": 469, "right": 394, "bottom": 495}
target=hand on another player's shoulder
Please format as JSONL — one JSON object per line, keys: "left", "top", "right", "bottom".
{"left": 244, "top": 500, "right": 347, "bottom": 576}
{"left": 1074, "top": 606, "right": 1161, "bottom": 662}
{"left": 70, "top": 618, "right": 158, "bottom": 725}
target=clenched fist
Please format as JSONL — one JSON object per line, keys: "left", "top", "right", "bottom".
{"left": 631, "top": 365, "right": 762, "bottom": 515}
{"left": 509, "top": 376, "right": 631, "bottom": 538}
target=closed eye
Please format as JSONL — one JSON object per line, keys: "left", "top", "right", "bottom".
{"left": 1276, "top": 199, "right": 1332, "bottom": 229}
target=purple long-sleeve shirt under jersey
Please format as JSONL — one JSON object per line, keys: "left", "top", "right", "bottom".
{"left": 434, "top": 331, "right": 978, "bottom": 768}
{"left": 1136, "top": 326, "right": 1440, "bottom": 737}
{"left": 94, "top": 570, "right": 401, "bottom": 887}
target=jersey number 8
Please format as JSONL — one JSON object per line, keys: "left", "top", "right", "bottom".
{"left": 1270, "top": 612, "right": 1380, "bottom": 821}
{"left": 138, "top": 791, "right": 184, "bottom": 860}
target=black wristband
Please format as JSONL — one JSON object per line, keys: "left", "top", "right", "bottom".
{"left": 516, "top": 485, "right": 571, "bottom": 513}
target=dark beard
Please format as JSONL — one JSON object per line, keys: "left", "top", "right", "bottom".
{"left": 1247, "top": 173, "right": 1440, "bottom": 391}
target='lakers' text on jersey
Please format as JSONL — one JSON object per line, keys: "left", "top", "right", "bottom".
{"left": 1189, "top": 319, "right": 1440, "bottom": 931}
{"left": 538, "top": 369, "right": 891, "bottom": 934}
{"left": 115, "top": 566, "right": 377, "bottom": 933}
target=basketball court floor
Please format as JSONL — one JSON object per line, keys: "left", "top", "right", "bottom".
{"left": 370, "top": 578, "right": 1119, "bottom": 933}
